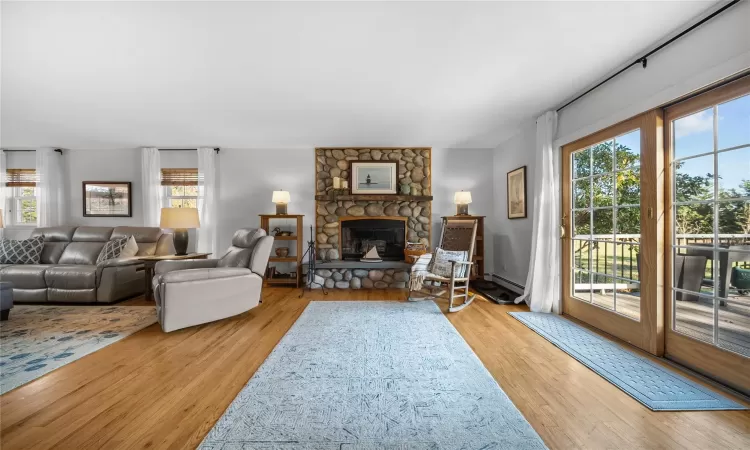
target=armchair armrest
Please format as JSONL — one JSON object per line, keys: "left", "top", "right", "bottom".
{"left": 450, "top": 260, "right": 474, "bottom": 266}
{"left": 96, "top": 257, "right": 145, "bottom": 279}
{"left": 160, "top": 267, "right": 252, "bottom": 284}
{"left": 155, "top": 259, "right": 219, "bottom": 275}
{"left": 97, "top": 257, "right": 144, "bottom": 269}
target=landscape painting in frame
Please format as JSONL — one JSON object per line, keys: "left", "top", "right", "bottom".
{"left": 507, "top": 166, "right": 527, "bottom": 219}
{"left": 350, "top": 161, "right": 398, "bottom": 195}
{"left": 83, "top": 181, "right": 132, "bottom": 217}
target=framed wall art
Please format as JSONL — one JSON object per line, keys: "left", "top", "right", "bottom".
{"left": 349, "top": 161, "right": 398, "bottom": 195}
{"left": 507, "top": 166, "right": 527, "bottom": 219}
{"left": 83, "top": 181, "right": 132, "bottom": 217}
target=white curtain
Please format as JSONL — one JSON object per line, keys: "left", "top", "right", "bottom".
{"left": 516, "top": 111, "right": 561, "bottom": 313}
{"left": 197, "top": 147, "right": 218, "bottom": 255}
{"left": 0, "top": 151, "right": 6, "bottom": 238}
{"left": 141, "top": 147, "right": 163, "bottom": 227}
{"left": 36, "top": 148, "right": 67, "bottom": 227}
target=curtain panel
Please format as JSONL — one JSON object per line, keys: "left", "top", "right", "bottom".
{"left": 196, "top": 147, "right": 218, "bottom": 256}
{"left": 36, "top": 148, "right": 66, "bottom": 227}
{"left": 516, "top": 111, "right": 561, "bottom": 313}
{"left": 141, "top": 147, "right": 163, "bottom": 227}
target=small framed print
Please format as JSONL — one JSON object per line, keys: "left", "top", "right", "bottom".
{"left": 349, "top": 161, "right": 398, "bottom": 195}
{"left": 507, "top": 166, "right": 527, "bottom": 219}
{"left": 83, "top": 181, "right": 132, "bottom": 217}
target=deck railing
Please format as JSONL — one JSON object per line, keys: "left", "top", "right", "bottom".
{"left": 573, "top": 234, "right": 750, "bottom": 284}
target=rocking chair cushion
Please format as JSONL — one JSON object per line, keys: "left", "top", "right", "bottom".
{"left": 430, "top": 248, "right": 469, "bottom": 278}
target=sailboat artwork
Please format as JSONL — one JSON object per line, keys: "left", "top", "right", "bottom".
{"left": 361, "top": 245, "right": 383, "bottom": 263}
{"left": 350, "top": 161, "right": 399, "bottom": 195}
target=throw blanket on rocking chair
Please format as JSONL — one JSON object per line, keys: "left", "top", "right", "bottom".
{"left": 409, "top": 248, "right": 469, "bottom": 291}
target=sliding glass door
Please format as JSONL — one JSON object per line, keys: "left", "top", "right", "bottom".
{"left": 664, "top": 76, "right": 750, "bottom": 394}
{"left": 561, "top": 112, "right": 664, "bottom": 354}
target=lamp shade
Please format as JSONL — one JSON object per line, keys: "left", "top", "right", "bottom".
{"left": 272, "top": 190, "right": 291, "bottom": 204}
{"left": 0, "top": 209, "right": 4, "bottom": 228}
{"left": 454, "top": 191, "right": 472, "bottom": 205}
{"left": 160, "top": 207, "right": 200, "bottom": 229}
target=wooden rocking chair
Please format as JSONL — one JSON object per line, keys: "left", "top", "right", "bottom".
{"left": 407, "top": 217, "right": 478, "bottom": 312}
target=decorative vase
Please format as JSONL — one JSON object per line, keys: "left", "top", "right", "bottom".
{"left": 275, "top": 247, "right": 289, "bottom": 257}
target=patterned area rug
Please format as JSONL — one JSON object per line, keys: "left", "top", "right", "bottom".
{"left": 510, "top": 312, "right": 746, "bottom": 411}
{"left": 0, "top": 305, "right": 157, "bottom": 395}
{"left": 200, "top": 301, "right": 546, "bottom": 449}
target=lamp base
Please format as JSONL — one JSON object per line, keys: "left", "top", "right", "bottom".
{"left": 456, "top": 204, "right": 469, "bottom": 216}
{"left": 275, "top": 203, "right": 288, "bottom": 215}
{"left": 173, "top": 228, "right": 189, "bottom": 256}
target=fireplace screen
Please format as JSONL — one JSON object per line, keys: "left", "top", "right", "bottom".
{"left": 340, "top": 218, "right": 406, "bottom": 261}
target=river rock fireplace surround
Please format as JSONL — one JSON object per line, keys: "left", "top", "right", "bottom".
{"left": 312, "top": 147, "right": 433, "bottom": 289}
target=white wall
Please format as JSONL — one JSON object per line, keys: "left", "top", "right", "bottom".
{"left": 556, "top": 0, "right": 750, "bottom": 147}
{"left": 431, "top": 148, "right": 495, "bottom": 276}
{"left": 489, "top": 1, "right": 749, "bottom": 289}
{"left": 5, "top": 147, "right": 495, "bottom": 271}
{"left": 490, "top": 122, "right": 536, "bottom": 287}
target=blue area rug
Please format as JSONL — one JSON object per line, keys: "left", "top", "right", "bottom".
{"left": 509, "top": 312, "right": 746, "bottom": 411}
{"left": 0, "top": 305, "right": 157, "bottom": 395}
{"left": 201, "top": 301, "right": 547, "bottom": 449}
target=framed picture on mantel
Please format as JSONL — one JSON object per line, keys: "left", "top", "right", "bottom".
{"left": 350, "top": 161, "right": 398, "bottom": 195}
{"left": 507, "top": 166, "right": 527, "bottom": 219}
{"left": 83, "top": 181, "right": 132, "bottom": 217}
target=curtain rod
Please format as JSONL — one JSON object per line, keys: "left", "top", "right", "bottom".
{"left": 2, "top": 149, "right": 63, "bottom": 154}
{"left": 158, "top": 148, "right": 220, "bottom": 154}
{"left": 556, "top": 0, "right": 741, "bottom": 113}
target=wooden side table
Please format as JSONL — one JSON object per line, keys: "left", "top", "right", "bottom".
{"left": 259, "top": 214, "right": 304, "bottom": 288}
{"left": 138, "top": 253, "right": 211, "bottom": 301}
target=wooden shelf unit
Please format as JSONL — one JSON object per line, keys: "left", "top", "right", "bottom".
{"left": 259, "top": 214, "right": 304, "bottom": 288}
{"left": 442, "top": 215, "right": 485, "bottom": 281}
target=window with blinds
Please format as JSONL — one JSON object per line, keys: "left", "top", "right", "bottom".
{"left": 5, "top": 169, "right": 37, "bottom": 225}
{"left": 161, "top": 168, "right": 200, "bottom": 208}
{"left": 161, "top": 168, "right": 199, "bottom": 186}
{"left": 5, "top": 169, "right": 38, "bottom": 187}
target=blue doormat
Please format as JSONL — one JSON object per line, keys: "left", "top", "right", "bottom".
{"left": 509, "top": 312, "right": 746, "bottom": 411}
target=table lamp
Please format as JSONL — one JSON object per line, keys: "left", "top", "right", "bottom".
{"left": 454, "top": 191, "right": 472, "bottom": 215}
{"left": 160, "top": 207, "right": 200, "bottom": 256}
{"left": 272, "top": 190, "right": 290, "bottom": 215}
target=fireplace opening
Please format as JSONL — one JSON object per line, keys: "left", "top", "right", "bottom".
{"left": 340, "top": 217, "right": 407, "bottom": 261}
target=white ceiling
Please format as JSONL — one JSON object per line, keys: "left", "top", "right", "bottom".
{"left": 1, "top": 1, "right": 717, "bottom": 149}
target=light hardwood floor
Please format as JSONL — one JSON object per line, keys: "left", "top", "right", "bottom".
{"left": 1, "top": 288, "right": 748, "bottom": 449}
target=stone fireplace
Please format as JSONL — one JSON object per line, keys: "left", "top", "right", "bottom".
{"left": 339, "top": 217, "right": 407, "bottom": 261}
{"left": 312, "top": 147, "right": 433, "bottom": 289}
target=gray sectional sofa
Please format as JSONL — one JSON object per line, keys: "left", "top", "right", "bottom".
{"left": 0, "top": 226, "right": 174, "bottom": 303}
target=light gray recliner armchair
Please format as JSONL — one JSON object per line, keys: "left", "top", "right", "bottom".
{"left": 152, "top": 228, "right": 274, "bottom": 332}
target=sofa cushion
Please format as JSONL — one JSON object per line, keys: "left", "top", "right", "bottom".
{"left": 45, "top": 265, "right": 98, "bottom": 290}
{"left": 71, "top": 227, "right": 114, "bottom": 242}
{"left": 0, "top": 264, "right": 50, "bottom": 289}
{"left": 0, "top": 236, "right": 45, "bottom": 264}
{"left": 58, "top": 242, "right": 106, "bottom": 265}
{"left": 32, "top": 227, "right": 76, "bottom": 264}
{"left": 112, "top": 227, "right": 161, "bottom": 243}
{"left": 31, "top": 227, "right": 77, "bottom": 242}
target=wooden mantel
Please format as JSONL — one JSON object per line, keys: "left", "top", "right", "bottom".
{"left": 315, "top": 194, "right": 433, "bottom": 202}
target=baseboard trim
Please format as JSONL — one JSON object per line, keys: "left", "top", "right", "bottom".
{"left": 490, "top": 274, "right": 525, "bottom": 295}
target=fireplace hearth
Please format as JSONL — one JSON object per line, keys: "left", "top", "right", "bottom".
{"left": 340, "top": 217, "right": 407, "bottom": 261}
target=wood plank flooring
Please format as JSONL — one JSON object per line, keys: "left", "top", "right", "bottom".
{"left": 1, "top": 288, "right": 749, "bottom": 449}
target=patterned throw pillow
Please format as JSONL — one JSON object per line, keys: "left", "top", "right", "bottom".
{"left": 429, "top": 247, "right": 469, "bottom": 278}
{"left": 96, "top": 236, "right": 134, "bottom": 264}
{"left": 0, "top": 236, "right": 45, "bottom": 264}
